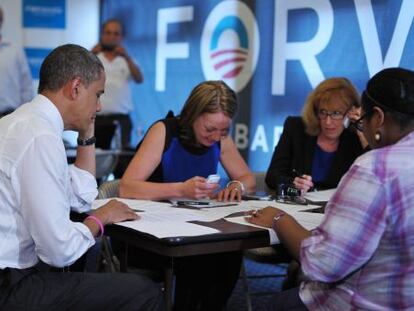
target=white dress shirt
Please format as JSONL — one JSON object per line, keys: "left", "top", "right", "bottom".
{"left": 0, "top": 95, "right": 98, "bottom": 269}
{"left": 0, "top": 42, "right": 33, "bottom": 112}
{"left": 97, "top": 52, "right": 133, "bottom": 114}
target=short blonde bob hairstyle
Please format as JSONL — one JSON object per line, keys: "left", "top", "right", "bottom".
{"left": 302, "top": 77, "right": 360, "bottom": 136}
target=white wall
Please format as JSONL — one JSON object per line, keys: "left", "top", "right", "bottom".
{"left": 0, "top": 0, "right": 100, "bottom": 145}
{"left": 1, "top": 0, "right": 100, "bottom": 49}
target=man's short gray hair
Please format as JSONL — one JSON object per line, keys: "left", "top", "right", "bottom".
{"left": 38, "top": 44, "right": 104, "bottom": 93}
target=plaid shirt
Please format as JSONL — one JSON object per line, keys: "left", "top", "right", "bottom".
{"left": 299, "top": 131, "right": 414, "bottom": 310}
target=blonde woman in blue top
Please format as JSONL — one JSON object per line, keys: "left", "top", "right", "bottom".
{"left": 120, "top": 80, "right": 255, "bottom": 311}
{"left": 121, "top": 80, "right": 255, "bottom": 201}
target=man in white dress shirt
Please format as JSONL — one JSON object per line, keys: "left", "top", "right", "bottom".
{"left": 0, "top": 44, "right": 163, "bottom": 310}
{"left": 92, "top": 19, "right": 144, "bottom": 149}
{"left": 0, "top": 6, "right": 33, "bottom": 117}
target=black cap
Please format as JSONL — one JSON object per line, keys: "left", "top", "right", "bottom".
{"left": 364, "top": 67, "right": 414, "bottom": 116}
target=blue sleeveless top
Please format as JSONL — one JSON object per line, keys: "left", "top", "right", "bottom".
{"left": 311, "top": 144, "right": 336, "bottom": 183}
{"left": 143, "top": 117, "right": 221, "bottom": 183}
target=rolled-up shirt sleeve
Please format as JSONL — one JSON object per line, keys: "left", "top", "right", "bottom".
{"left": 68, "top": 164, "right": 98, "bottom": 213}
{"left": 16, "top": 135, "right": 95, "bottom": 267}
{"left": 300, "top": 163, "right": 388, "bottom": 282}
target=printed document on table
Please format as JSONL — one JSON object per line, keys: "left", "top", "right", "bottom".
{"left": 93, "top": 198, "right": 175, "bottom": 212}
{"left": 115, "top": 219, "right": 219, "bottom": 238}
{"left": 93, "top": 198, "right": 254, "bottom": 222}
{"left": 243, "top": 200, "right": 322, "bottom": 213}
{"left": 225, "top": 211, "right": 325, "bottom": 244}
{"left": 223, "top": 216, "right": 279, "bottom": 244}
{"left": 289, "top": 211, "right": 325, "bottom": 229}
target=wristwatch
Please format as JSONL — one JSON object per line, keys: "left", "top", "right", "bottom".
{"left": 77, "top": 136, "right": 96, "bottom": 146}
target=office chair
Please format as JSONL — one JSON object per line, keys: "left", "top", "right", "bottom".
{"left": 97, "top": 179, "right": 120, "bottom": 199}
{"left": 95, "top": 149, "right": 120, "bottom": 183}
{"left": 95, "top": 119, "right": 120, "bottom": 150}
{"left": 95, "top": 180, "right": 122, "bottom": 272}
{"left": 95, "top": 120, "right": 122, "bottom": 183}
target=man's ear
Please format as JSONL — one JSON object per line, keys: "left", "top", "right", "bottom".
{"left": 63, "top": 78, "right": 82, "bottom": 100}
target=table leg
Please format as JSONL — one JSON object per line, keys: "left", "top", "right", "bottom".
{"left": 164, "top": 264, "right": 174, "bottom": 311}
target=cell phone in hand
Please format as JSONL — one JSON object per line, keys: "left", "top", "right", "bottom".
{"left": 206, "top": 174, "right": 220, "bottom": 184}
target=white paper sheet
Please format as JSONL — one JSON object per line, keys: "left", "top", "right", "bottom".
{"left": 136, "top": 208, "right": 206, "bottom": 222}
{"left": 243, "top": 200, "right": 322, "bottom": 213}
{"left": 115, "top": 220, "right": 219, "bottom": 238}
{"left": 303, "top": 188, "right": 336, "bottom": 203}
{"left": 287, "top": 211, "right": 325, "bottom": 229}
{"left": 93, "top": 198, "right": 254, "bottom": 222}
{"left": 92, "top": 198, "right": 324, "bottom": 240}
{"left": 92, "top": 198, "right": 173, "bottom": 212}
{"left": 224, "top": 216, "right": 279, "bottom": 244}
{"left": 225, "top": 210, "right": 325, "bottom": 244}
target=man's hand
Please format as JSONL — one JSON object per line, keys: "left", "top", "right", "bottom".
{"left": 78, "top": 118, "right": 95, "bottom": 141}
{"left": 92, "top": 199, "right": 139, "bottom": 225}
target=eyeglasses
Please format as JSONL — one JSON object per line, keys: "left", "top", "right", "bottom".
{"left": 317, "top": 109, "right": 346, "bottom": 120}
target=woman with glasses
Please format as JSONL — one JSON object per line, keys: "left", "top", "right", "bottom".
{"left": 266, "top": 77, "right": 368, "bottom": 193}
{"left": 119, "top": 80, "right": 255, "bottom": 311}
{"left": 249, "top": 67, "right": 414, "bottom": 311}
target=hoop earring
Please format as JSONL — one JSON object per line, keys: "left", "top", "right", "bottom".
{"left": 374, "top": 132, "right": 381, "bottom": 142}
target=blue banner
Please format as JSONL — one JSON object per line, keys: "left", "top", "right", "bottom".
{"left": 23, "top": 0, "right": 66, "bottom": 29}
{"left": 102, "top": 0, "right": 414, "bottom": 172}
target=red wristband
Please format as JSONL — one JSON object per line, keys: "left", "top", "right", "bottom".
{"left": 86, "top": 215, "right": 104, "bottom": 238}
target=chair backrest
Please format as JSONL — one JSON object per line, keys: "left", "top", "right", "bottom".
{"left": 254, "top": 171, "right": 272, "bottom": 192}
{"left": 98, "top": 179, "right": 120, "bottom": 199}
{"left": 96, "top": 150, "right": 119, "bottom": 182}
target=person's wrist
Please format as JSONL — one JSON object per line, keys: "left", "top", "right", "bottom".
{"left": 177, "top": 182, "right": 186, "bottom": 198}
{"left": 272, "top": 212, "right": 285, "bottom": 230}
{"left": 78, "top": 128, "right": 95, "bottom": 140}
{"left": 85, "top": 215, "right": 104, "bottom": 238}
{"left": 92, "top": 210, "right": 110, "bottom": 226}
{"left": 77, "top": 136, "right": 96, "bottom": 146}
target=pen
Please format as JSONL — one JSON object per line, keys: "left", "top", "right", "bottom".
{"left": 293, "top": 169, "right": 316, "bottom": 192}
{"left": 201, "top": 203, "right": 238, "bottom": 208}
{"left": 176, "top": 201, "right": 211, "bottom": 206}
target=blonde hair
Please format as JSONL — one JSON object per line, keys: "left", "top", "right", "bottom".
{"left": 302, "top": 77, "right": 360, "bottom": 136}
{"left": 178, "top": 81, "right": 237, "bottom": 144}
